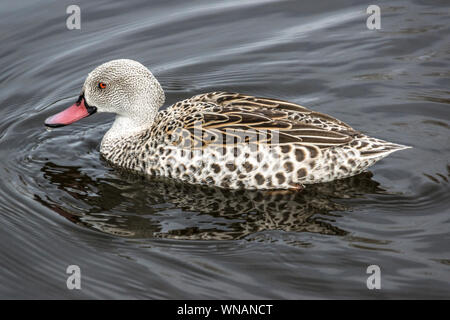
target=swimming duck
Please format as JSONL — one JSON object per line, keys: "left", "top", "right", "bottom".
{"left": 45, "top": 59, "right": 410, "bottom": 190}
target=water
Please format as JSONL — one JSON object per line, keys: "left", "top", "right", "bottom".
{"left": 0, "top": 0, "right": 449, "bottom": 299}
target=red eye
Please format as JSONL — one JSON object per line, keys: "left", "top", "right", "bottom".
{"left": 98, "top": 82, "right": 107, "bottom": 89}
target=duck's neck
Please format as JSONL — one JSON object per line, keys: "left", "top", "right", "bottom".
{"left": 100, "top": 85, "right": 165, "bottom": 154}
{"left": 108, "top": 115, "right": 152, "bottom": 139}
{"left": 101, "top": 110, "right": 157, "bottom": 152}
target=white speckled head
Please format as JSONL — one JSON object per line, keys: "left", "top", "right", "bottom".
{"left": 79, "top": 59, "right": 165, "bottom": 141}
{"left": 84, "top": 59, "right": 164, "bottom": 117}
{"left": 44, "top": 59, "right": 165, "bottom": 131}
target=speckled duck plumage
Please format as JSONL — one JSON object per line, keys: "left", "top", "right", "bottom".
{"left": 45, "top": 59, "right": 410, "bottom": 190}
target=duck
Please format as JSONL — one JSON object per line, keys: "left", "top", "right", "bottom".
{"left": 44, "top": 59, "right": 410, "bottom": 190}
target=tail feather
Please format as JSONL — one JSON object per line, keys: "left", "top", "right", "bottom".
{"left": 308, "top": 136, "right": 411, "bottom": 184}
{"left": 356, "top": 136, "right": 411, "bottom": 159}
{"left": 360, "top": 144, "right": 411, "bottom": 158}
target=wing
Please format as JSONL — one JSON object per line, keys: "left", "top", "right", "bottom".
{"left": 167, "top": 92, "right": 359, "bottom": 150}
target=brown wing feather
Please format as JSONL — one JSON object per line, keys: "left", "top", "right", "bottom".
{"left": 172, "top": 92, "right": 358, "bottom": 149}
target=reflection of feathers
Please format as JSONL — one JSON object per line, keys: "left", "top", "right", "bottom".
{"left": 37, "top": 162, "right": 382, "bottom": 240}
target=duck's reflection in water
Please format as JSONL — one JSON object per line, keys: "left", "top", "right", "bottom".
{"left": 36, "top": 162, "right": 383, "bottom": 240}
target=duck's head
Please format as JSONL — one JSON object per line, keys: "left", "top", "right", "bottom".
{"left": 45, "top": 59, "right": 165, "bottom": 128}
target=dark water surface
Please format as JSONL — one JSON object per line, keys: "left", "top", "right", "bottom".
{"left": 1, "top": 0, "right": 449, "bottom": 299}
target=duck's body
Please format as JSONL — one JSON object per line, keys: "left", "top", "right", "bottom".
{"left": 99, "top": 91, "right": 408, "bottom": 190}
{"left": 45, "top": 60, "right": 409, "bottom": 190}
